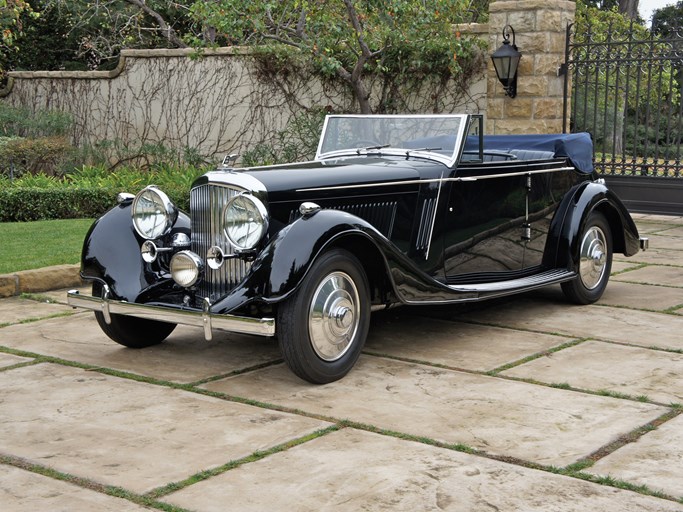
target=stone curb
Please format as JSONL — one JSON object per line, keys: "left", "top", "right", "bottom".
{"left": 0, "top": 264, "right": 83, "bottom": 298}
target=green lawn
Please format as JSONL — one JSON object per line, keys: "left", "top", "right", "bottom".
{"left": 0, "top": 218, "right": 94, "bottom": 274}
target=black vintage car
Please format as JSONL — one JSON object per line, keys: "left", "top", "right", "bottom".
{"left": 68, "top": 114, "right": 647, "bottom": 383}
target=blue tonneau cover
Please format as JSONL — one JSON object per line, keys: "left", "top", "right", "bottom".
{"left": 467, "top": 133, "right": 594, "bottom": 174}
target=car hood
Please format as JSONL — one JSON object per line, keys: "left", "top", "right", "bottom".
{"left": 241, "top": 156, "right": 437, "bottom": 202}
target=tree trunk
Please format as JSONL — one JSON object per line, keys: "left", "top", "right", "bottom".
{"left": 618, "top": 0, "right": 639, "bottom": 19}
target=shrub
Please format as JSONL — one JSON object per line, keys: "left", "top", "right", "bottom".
{"left": 0, "top": 103, "right": 73, "bottom": 138}
{"left": 0, "top": 136, "right": 74, "bottom": 178}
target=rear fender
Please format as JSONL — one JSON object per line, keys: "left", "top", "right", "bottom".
{"left": 550, "top": 181, "right": 640, "bottom": 270}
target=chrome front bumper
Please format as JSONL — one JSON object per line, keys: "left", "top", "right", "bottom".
{"left": 67, "top": 290, "right": 275, "bottom": 340}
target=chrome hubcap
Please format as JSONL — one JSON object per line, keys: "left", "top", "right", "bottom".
{"left": 309, "top": 271, "right": 360, "bottom": 362}
{"left": 579, "top": 226, "right": 608, "bottom": 290}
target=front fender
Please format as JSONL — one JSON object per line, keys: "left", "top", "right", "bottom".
{"left": 80, "top": 201, "right": 190, "bottom": 302}
{"left": 553, "top": 181, "right": 640, "bottom": 269}
{"left": 210, "top": 209, "right": 390, "bottom": 313}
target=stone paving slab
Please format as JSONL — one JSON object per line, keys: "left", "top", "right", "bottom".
{"left": 203, "top": 356, "right": 665, "bottom": 467}
{"left": 0, "top": 296, "right": 74, "bottom": 325}
{"left": 614, "top": 247, "right": 683, "bottom": 265}
{"left": 451, "top": 295, "right": 683, "bottom": 351}
{"left": 598, "top": 281, "right": 683, "bottom": 311}
{"left": 0, "top": 465, "right": 149, "bottom": 512}
{"left": 502, "top": 340, "right": 683, "bottom": 405}
{"left": 365, "top": 312, "right": 572, "bottom": 372}
{"left": 660, "top": 225, "right": 683, "bottom": 237}
{"left": 634, "top": 222, "right": 681, "bottom": 234}
{"left": 643, "top": 234, "right": 683, "bottom": 251}
{"left": 589, "top": 414, "right": 683, "bottom": 500}
{"left": 164, "top": 428, "right": 683, "bottom": 512}
{"left": 613, "top": 265, "right": 683, "bottom": 287}
{"left": 611, "top": 261, "right": 645, "bottom": 274}
{"left": 0, "top": 363, "right": 330, "bottom": 494}
{"left": 0, "top": 313, "right": 281, "bottom": 383}
{"left": 634, "top": 214, "right": 683, "bottom": 225}
{"left": 0, "top": 352, "right": 32, "bottom": 368}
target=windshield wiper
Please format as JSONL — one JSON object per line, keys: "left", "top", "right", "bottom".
{"left": 356, "top": 144, "right": 391, "bottom": 155}
{"left": 404, "top": 147, "right": 442, "bottom": 157}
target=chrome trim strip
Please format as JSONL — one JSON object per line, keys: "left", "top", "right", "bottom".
{"left": 424, "top": 171, "right": 444, "bottom": 259}
{"left": 400, "top": 269, "right": 576, "bottom": 305}
{"left": 67, "top": 290, "right": 275, "bottom": 338}
{"left": 415, "top": 197, "right": 436, "bottom": 251}
{"left": 295, "top": 167, "right": 574, "bottom": 193}
{"left": 452, "top": 167, "right": 575, "bottom": 181}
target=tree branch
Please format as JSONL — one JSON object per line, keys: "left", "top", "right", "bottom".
{"left": 123, "top": 0, "right": 188, "bottom": 48}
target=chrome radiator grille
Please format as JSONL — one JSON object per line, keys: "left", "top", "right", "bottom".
{"left": 190, "top": 184, "right": 253, "bottom": 301}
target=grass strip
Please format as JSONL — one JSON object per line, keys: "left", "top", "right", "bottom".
{"left": 146, "top": 425, "right": 341, "bottom": 499}
{"left": 0, "top": 218, "right": 93, "bottom": 274}
{"left": 0, "top": 453, "right": 192, "bottom": 512}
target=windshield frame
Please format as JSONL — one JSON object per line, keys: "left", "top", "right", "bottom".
{"left": 315, "top": 114, "right": 470, "bottom": 168}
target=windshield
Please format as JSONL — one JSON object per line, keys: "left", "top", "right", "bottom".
{"left": 316, "top": 114, "right": 468, "bottom": 166}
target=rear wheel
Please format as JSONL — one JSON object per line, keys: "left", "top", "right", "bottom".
{"left": 561, "top": 211, "right": 612, "bottom": 304}
{"left": 92, "top": 282, "right": 176, "bottom": 348}
{"left": 277, "top": 249, "right": 370, "bottom": 384}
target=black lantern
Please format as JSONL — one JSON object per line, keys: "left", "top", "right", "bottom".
{"left": 491, "top": 25, "right": 521, "bottom": 98}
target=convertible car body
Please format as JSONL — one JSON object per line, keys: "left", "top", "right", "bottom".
{"left": 68, "top": 114, "right": 647, "bottom": 383}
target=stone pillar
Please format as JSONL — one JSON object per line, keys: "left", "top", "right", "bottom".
{"left": 487, "top": 0, "right": 575, "bottom": 135}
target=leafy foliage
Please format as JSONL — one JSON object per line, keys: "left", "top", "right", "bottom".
{"left": 7, "top": 0, "right": 194, "bottom": 71}
{"left": 652, "top": 1, "right": 683, "bottom": 38}
{"left": 0, "top": 0, "right": 34, "bottom": 78}
{"left": 189, "top": 0, "right": 482, "bottom": 112}
{"left": 6, "top": 1, "right": 484, "bottom": 114}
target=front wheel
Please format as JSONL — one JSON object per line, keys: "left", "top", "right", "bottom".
{"left": 561, "top": 211, "right": 613, "bottom": 304}
{"left": 277, "top": 249, "right": 370, "bottom": 384}
{"left": 92, "top": 283, "right": 176, "bottom": 348}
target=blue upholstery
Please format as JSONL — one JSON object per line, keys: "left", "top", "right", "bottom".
{"left": 509, "top": 149, "right": 556, "bottom": 161}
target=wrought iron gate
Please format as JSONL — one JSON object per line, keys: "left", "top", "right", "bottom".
{"left": 562, "top": 19, "right": 683, "bottom": 214}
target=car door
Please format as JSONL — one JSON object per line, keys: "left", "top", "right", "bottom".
{"left": 442, "top": 161, "right": 528, "bottom": 282}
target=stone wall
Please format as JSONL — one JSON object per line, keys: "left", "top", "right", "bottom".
{"left": 0, "top": 46, "right": 487, "bottom": 162}
{"left": 486, "top": 0, "right": 576, "bottom": 135}
{"left": 0, "top": 2, "right": 576, "bottom": 155}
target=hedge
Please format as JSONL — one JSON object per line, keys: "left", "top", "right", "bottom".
{"left": 0, "top": 188, "right": 117, "bottom": 222}
{"left": 0, "top": 186, "right": 194, "bottom": 222}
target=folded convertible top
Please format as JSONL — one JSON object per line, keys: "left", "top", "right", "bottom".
{"left": 475, "top": 133, "right": 595, "bottom": 174}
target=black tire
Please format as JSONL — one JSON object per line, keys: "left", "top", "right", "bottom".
{"left": 561, "top": 211, "right": 613, "bottom": 304}
{"left": 92, "top": 283, "right": 176, "bottom": 348}
{"left": 277, "top": 249, "right": 371, "bottom": 384}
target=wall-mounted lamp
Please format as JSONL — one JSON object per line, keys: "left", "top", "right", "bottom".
{"left": 491, "top": 25, "right": 522, "bottom": 98}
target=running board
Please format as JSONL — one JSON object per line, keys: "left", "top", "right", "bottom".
{"left": 447, "top": 269, "right": 576, "bottom": 299}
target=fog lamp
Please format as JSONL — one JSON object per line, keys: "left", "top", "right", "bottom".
{"left": 170, "top": 250, "right": 203, "bottom": 287}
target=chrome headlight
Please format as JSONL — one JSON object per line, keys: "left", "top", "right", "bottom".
{"left": 131, "top": 186, "right": 177, "bottom": 240}
{"left": 223, "top": 194, "right": 268, "bottom": 250}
